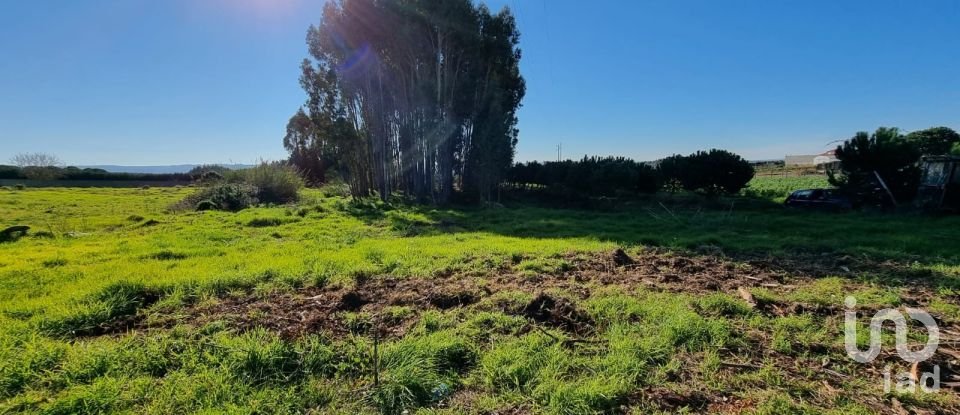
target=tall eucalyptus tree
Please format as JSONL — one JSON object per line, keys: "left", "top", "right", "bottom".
{"left": 288, "top": 0, "right": 524, "bottom": 202}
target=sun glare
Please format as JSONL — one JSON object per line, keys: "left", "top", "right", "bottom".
{"left": 194, "top": 0, "right": 305, "bottom": 22}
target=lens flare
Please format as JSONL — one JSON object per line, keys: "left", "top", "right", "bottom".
{"left": 192, "top": 0, "right": 304, "bottom": 23}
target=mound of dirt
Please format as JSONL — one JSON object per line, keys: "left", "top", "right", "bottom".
{"left": 612, "top": 248, "right": 634, "bottom": 266}
{"left": 338, "top": 291, "right": 369, "bottom": 311}
{"left": 428, "top": 291, "right": 479, "bottom": 309}
{"left": 521, "top": 293, "right": 594, "bottom": 336}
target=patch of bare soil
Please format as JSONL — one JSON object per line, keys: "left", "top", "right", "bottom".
{"left": 169, "top": 248, "right": 812, "bottom": 339}
{"left": 182, "top": 276, "right": 484, "bottom": 339}
{"left": 521, "top": 293, "right": 594, "bottom": 336}
{"left": 165, "top": 248, "right": 956, "bottom": 340}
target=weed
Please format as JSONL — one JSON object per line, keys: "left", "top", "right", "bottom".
{"left": 246, "top": 217, "right": 299, "bottom": 228}
{"left": 146, "top": 250, "right": 188, "bottom": 261}
{"left": 42, "top": 257, "right": 68, "bottom": 268}
{"left": 39, "top": 282, "right": 160, "bottom": 336}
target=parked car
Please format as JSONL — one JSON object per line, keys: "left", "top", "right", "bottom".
{"left": 784, "top": 188, "right": 853, "bottom": 210}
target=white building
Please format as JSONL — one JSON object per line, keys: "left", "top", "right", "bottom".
{"left": 785, "top": 150, "right": 839, "bottom": 167}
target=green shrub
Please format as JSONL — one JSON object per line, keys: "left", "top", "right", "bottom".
{"left": 508, "top": 156, "right": 662, "bottom": 197}
{"left": 237, "top": 163, "right": 303, "bottom": 204}
{"left": 14, "top": 184, "right": 25, "bottom": 190}
{"left": 178, "top": 183, "right": 258, "bottom": 212}
{"left": 194, "top": 200, "right": 217, "bottom": 211}
{"left": 198, "top": 170, "right": 224, "bottom": 183}
{"left": 188, "top": 164, "right": 232, "bottom": 177}
{"left": 320, "top": 181, "right": 351, "bottom": 198}
{"left": 830, "top": 127, "right": 921, "bottom": 204}
{"left": 175, "top": 163, "right": 302, "bottom": 212}
{"left": 659, "top": 149, "right": 754, "bottom": 195}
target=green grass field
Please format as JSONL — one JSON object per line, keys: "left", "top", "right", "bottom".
{"left": 742, "top": 175, "right": 831, "bottom": 201}
{"left": 1, "top": 181, "right": 959, "bottom": 414}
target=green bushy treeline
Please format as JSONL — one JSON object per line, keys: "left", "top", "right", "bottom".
{"left": 508, "top": 150, "right": 755, "bottom": 198}
{"left": 0, "top": 165, "right": 192, "bottom": 182}
{"left": 658, "top": 149, "right": 756, "bottom": 195}
{"left": 508, "top": 156, "right": 661, "bottom": 197}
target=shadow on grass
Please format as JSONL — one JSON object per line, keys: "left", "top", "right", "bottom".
{"left": 339, "top": 193, "right": 960, "bottom": 269}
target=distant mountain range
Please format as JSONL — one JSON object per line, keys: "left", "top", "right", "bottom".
{"left": 78, "top": 164, "right": 254, "bottom": 174}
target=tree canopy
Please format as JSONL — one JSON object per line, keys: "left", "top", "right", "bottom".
{"left": 657, "top": 149, "right": 755, "bottom": 195}
{"left": 289, "top": 0, "right": 525, "bottom": 203}
{"left": 508, "top": 156, "right": 661, "bottom": 197}
{"left": 283, "top": 109, "right": 330, "bottom": 185}
{"left": 830, "top": 127, "right": 921, "bottom": 204}
{"left": 9, "top": 152, "right": 62, "bottom": 168}
{"left": 906, "top": 126, "right": 960, "bottom": 156}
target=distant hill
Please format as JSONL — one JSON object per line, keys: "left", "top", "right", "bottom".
{"left": 78, "top": 164, "right": 253, "bottom": 174}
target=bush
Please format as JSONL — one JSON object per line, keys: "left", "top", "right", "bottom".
{"left": 188, "top": 164, "right": 232, "bottom": 178}
{"left": 830, "top": 127, "right": 921, "bottom": 205}
{"left": 178, "top": 183, "right": 258, "bottom": 212}
{"left": 198, "top": 171, "right": 223, "bottom": 183}
{"left": 194, "top": 200, "right": 217, "bottom": 211}
{"left": 233, "top": 163, "right": 304, "bottom": 205}
{"left": 508, "top": 156, "right": 661, "bottom": 198}
{"left": 658, "top": 149, "right": 754, "bottom": 195}
{"left": 176, "top": 163, "right": 303, "bottom": 212}
{"left": 21, "top": 166, "right": 62, "bottom": 180}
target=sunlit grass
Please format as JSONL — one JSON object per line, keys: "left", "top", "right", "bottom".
{"left": 0, "top": 185, "right": 958, "bottom": 413}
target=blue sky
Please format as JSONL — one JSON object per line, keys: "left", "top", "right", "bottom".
{"left": 1, "top": 0, "right": 958, "bottom": 165}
